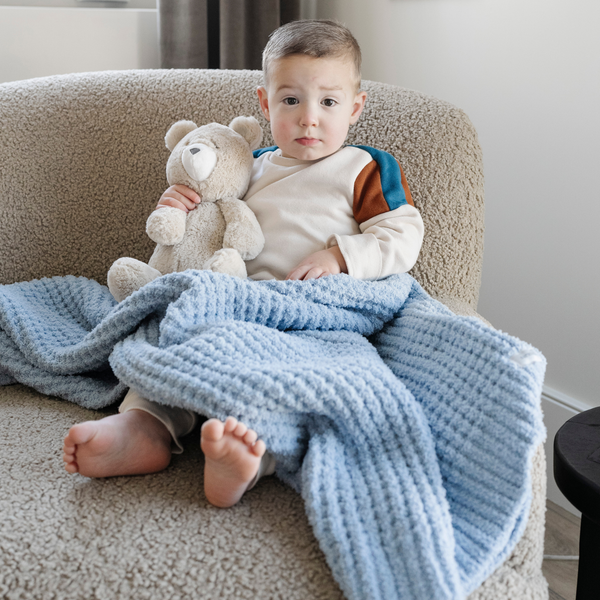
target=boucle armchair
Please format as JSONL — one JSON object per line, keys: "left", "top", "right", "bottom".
{"left": 0, "top": 70, "right": 547, "bottom": 600}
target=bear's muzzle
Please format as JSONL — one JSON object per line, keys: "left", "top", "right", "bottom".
{"left": 182, "top": 143, "right": 217, "bottom": 182}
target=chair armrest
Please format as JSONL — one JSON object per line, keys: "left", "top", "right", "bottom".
{"left": 433, "top": 295, "right": 492, "bottom": 328}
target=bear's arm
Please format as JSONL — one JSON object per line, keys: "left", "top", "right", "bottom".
{"left": 146, "top": 206, "right": 187, "bottom": 246}
{"left": 217, "top": 198, "right": 265, "bottom": 260}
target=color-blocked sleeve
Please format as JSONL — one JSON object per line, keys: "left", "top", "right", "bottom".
{"left": 352, "top": 151, "right": 414, "bottom": 224}
{"left": 327, "top": 153, "right": 423, "bottom": 280}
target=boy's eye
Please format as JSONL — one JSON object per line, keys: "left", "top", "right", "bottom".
{"left": 283, "top": 97, "right": 299, "bottom": 105}
{"left": 322, "top": 98, "right": 337, "bottom": 107}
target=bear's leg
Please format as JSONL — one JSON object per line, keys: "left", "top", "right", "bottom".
{"left": 203, "top": 248, "right": 247, "bottom": 278}
{"left": 107, "top": 257, "right": 162, "bottom": 302}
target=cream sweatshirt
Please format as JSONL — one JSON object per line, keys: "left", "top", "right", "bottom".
{"left": 244, "top": 145, "right": 424, "bottom": 281}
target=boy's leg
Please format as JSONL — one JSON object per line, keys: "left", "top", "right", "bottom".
{"left": 200, "top": 417, "right": 276, "bottom": 508}
{"left": 119, "top": 389, "right": 198, "bottom": 453}
{"left": 63, "top": 389, "right": 277, "bottom": 502}
{"left": 62, "top": 390, "right": 198, "bottom": 478}
{"left": 117, "top": 396, "right": 277, "bottom": 497}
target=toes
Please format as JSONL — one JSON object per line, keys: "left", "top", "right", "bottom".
{"left": 64, "top": 461, "right": 79, "bottom": 474}
{"left": 63, "top": 452, "right": 76, "bottom": 464}
{"left": 202, "top": 417, "right": 263, "bottom": 456}
{"left": 243, "top": 429, "right": 257, "bottom": 445}
{"left": 252, "top": 439, "right": 266, "bottom": 458}
{"left": 201, "top": 418, "right": 225, "bottom": 442}
{"left": 66, "top": 422, "right": 96, "bottom": 446}
{"left": 63, "top": 442, "right": 76, "bottom": 455}
{"left": 232, "top": 422, "right": 248, "bottom": 438}
{"left": 223, "top": 416, "right": 238, "bottom": 433}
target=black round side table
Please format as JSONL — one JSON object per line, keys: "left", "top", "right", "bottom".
{"left": 554, "top": 406, "right": 600, "bottom": 600}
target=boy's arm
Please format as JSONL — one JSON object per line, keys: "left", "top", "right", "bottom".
{"left": 328, "top": 154, "right": 424, "bottom": 280}
{"left": 327, "top": 205, "right": 424, "bottom": 279}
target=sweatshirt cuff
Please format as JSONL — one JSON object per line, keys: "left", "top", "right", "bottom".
{"left": 327, "top": 233, "right": 382, "bottom": 280}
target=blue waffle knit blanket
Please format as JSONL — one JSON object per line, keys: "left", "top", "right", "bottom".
{"left": 0, "top": 271, "right": 545, "bottom": 600}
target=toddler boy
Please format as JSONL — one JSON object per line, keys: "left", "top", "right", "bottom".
{"left": 62, "top": 20, "right": 424, "bottom": 509}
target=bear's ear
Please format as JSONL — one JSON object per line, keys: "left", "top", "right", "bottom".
{"left": 165, "top": 120, "right": 198, "bottom": 151}
{"left": 228, "top": 116, "right": 263, "bottom": 151}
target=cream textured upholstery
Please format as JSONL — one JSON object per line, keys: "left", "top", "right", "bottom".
{"left": 0, "top": 70, "right": 547, "bottom": 599}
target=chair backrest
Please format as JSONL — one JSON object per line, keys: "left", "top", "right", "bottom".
{"left": 0, "top": 69, "right": 484, "bottom": 308}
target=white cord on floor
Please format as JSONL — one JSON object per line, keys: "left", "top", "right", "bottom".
{"left": 543, "top": 555, "right": 579, "bottom": 560}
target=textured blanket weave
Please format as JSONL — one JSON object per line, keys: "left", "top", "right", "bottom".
{"left": 0, "top": 272, "right": 545, "bottom": 600}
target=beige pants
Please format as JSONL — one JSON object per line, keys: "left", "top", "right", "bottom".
{"left": 119, "top": 389, "right": 276, "bottom": 490}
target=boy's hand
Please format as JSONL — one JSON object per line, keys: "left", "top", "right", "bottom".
{"left": 156, "top": 184, "right": 202, "bottom": 213}
{"left": 286, "top": 247, "right": 348, "bottom": 281}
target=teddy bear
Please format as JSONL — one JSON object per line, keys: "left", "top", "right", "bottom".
{"left": 107, "top": 116, "right": 265, "bottom": 302}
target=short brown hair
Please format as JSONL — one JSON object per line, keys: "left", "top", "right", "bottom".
{"left": 262, "top": 20, "right": 362, "bottom": 91}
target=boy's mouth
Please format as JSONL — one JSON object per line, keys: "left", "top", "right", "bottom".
{"left": 296, "top": 137, "right": 320, "bottom": 146}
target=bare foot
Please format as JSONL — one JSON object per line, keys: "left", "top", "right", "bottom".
{"left": 200, "top": 417, "right": 266, "bottom": 508}
{"left": 62, "top": 410, "right": 172, "bottom": 478}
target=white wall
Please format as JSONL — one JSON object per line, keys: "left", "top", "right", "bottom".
{"left": 318, "top": 0, "right": 600, "bottom": 410}
{"left": 0, "top": 6, "right": 159, "bottom": 84}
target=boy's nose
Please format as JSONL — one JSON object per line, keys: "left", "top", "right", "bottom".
{"left": 300, "top": 107, "right": 318, "bottom": 127}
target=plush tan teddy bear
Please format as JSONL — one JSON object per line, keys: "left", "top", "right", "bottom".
{"left": 107, "top": 116, "right": 265, "bottom": 302}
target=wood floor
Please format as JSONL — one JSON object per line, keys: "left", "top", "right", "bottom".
{"left": 543, "top": 500, "right": 581, "bottom": 600}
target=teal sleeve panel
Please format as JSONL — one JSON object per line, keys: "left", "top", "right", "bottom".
{"left": 350, "top": 145, "right": 407, "bottom": 210}
{"left": 253, "top": 146, "right": 279, "bottom": 158}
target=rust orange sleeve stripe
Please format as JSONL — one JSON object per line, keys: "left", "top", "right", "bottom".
{"left": 354, "top": 159, "right": 414, "bottom": 224}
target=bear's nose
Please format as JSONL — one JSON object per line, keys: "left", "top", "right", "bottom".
{"left": 189, "top": 147, "right": 201, "bottom": 155}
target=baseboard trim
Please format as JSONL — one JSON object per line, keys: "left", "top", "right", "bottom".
{"left": 542, "top": 384, "right": 594, "bottom": 413}
{"left": 541, "top": 387, "right": 591, "bottom": 517}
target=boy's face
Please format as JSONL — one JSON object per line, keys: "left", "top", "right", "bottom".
{"left": 257, "top": 55, "right": 367, "bottom": 161}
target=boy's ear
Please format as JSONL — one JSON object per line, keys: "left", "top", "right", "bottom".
{"left": 349, "top": 91, "right": 367, "bottom": 125}
{"left": 257, "top": 86, "right": 271, "bottom": 121}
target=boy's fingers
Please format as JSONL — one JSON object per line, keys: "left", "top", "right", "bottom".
{"left": 286, "top": 265, "right": 309, "bottom": 280}
{"left": 156, "top": 185, "right": 202, "bottom": 212}
{"left": 169, "top": 190, "right": 198, "bottom": 209}
{"left": 302, "top": 267, "right": 325, "bottom": 280}
{"left": 156, "top": 198, "right": 190, "bottom": 212}
{"left": 171, "top": 185, "right": 202, "bottom": 204}
{"left": 287, "top": 263, "right": 326, "bottom": 280}
{"left": 158, "top": 190, "right": 200, "bottom": 211}
{"left": 173, "top": 193, "right": 197, "bottom": 209}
